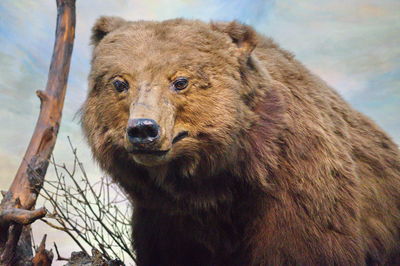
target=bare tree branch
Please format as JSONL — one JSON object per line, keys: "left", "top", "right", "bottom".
{"left": 32, "top": 234, "right": 53, "bottom": 266}
{"left": 53, "top": 242, "right": 69, "bottom": 261}
{"left": 40, "top": 142, "right": 136, "bottom": 264}
{"left": 0, "top": 0, "right": 76, "bottom": 264}
{"left": 0, "top": 207, "right": 46, "bottom": 226}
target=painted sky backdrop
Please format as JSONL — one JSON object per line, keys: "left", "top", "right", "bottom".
{"left": 0, "top": 0, "right": 399, "bottom": 263}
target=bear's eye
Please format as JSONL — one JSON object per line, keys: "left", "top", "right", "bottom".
{"left": 172, "top": 77, "right": 189, "bottom": 91}
{"left": 112, "top": 78, "right": 129, "bottom": 93}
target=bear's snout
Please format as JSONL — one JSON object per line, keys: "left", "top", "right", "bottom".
{"left": 127, "top": 118, "right": 160, "bottom": 145}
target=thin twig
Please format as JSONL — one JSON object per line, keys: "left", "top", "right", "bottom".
{"left": 39, "top": 140, "right": 136, "bottom": 264}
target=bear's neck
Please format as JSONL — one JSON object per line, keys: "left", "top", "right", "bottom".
{"left": 131, "top": 162, "right": 236, "bottom": 212}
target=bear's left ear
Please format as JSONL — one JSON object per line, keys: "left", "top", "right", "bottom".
{"left": 211, "top": 21, "right": 258, "bottom": 58}
{"left": 91, "top": 16, "right": 127, "bottom": 46}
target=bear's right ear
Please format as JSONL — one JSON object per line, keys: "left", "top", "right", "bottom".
{"left": 91, "top": 16, "right": 127, "bottom": 46}
{"left": 211, "top": 21, "right": 258, "bottom": 58}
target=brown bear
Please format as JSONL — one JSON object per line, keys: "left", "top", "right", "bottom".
{"left": 81, "top": 17, "right": 400, "bottom": 265}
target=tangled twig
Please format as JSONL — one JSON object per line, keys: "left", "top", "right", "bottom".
{"left": 40, "top": 138, "right": 135, "bottom": 264}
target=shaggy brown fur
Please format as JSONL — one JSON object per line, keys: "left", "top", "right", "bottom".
{"left": 81, "top": 17, "right": 400, "bottom": 265}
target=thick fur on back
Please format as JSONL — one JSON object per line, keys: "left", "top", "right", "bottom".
{"left": 81, "top": 18, "right": 400, "bottom": 265}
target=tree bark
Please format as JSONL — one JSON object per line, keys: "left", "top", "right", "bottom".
{"left": 0, "top": 0, "right": 76, "bottom": 264}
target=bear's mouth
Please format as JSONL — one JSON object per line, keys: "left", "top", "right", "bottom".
{"left": 172, "top": 131, "right": 189, "bottom": 144}
{"left": 127, "top": 131, "right": 188, "bottom": 157}
{"left": 129, "top": 149, "right": 169, "bottom": 156}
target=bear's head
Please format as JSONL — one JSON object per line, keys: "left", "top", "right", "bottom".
{"left": 82, "top": 17, "right": 268, "bottom": 181}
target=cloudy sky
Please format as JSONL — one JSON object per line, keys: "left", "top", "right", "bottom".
{"left": 0, "top": 0, "right": 399, "bottom": 263}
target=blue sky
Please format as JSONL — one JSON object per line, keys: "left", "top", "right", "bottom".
{"left": 0, "top": 0, "right": 399, "bottom": 262}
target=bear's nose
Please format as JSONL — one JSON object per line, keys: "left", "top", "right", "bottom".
{"left": 127, "top": 118, "right": 160, "bottom": 145}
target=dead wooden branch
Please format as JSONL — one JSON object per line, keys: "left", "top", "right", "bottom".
{"left": 53, "top": 242, "right": 69, "bottom": 261}
{"left": 0, "top": 207, "right": 46, "bottom": 226}
{"left": 0, "top": 0, "right": 76, "bottom": 264}
{"left": 32, "top": 234, "right": 54, "bottom": 266}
